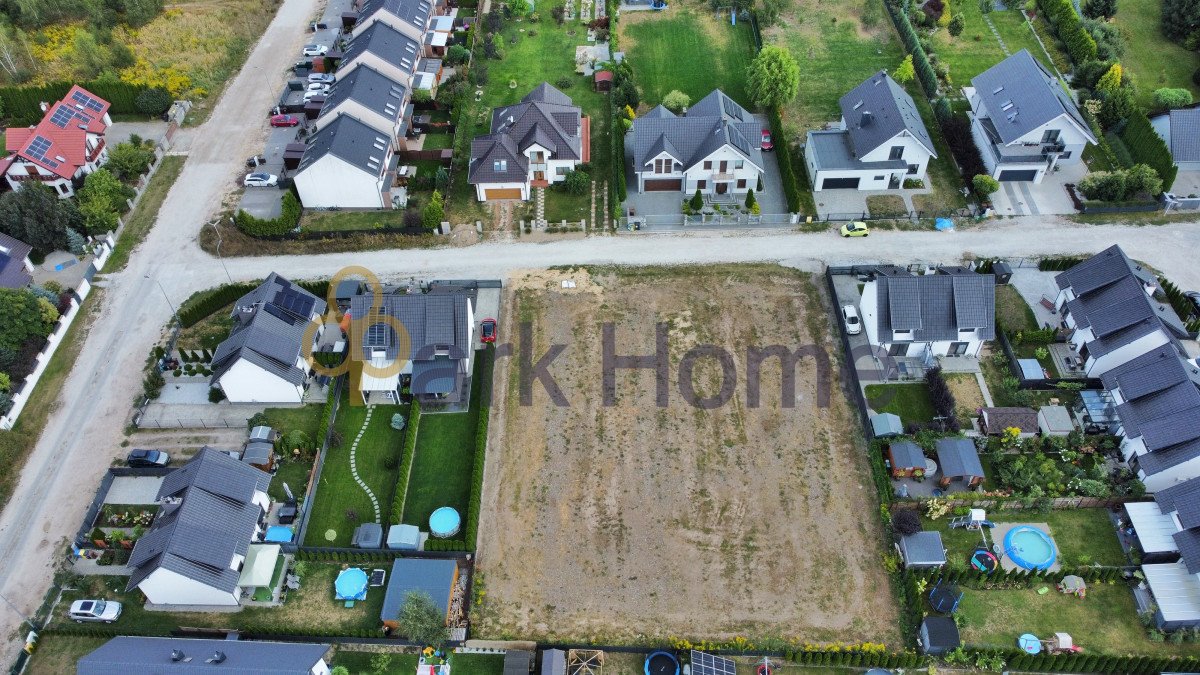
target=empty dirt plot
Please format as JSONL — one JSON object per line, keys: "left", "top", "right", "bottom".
{"left": 474, "top": 265, "right": 898, "bottom": 645}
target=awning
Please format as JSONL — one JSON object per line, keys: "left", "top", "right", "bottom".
{"left": 360, "top": 355, "right": 401, "bottom": 392}
{"left": 238, "top": 544, "right": 281, "bottom": 587}
{"left": 1143, "top": 562, "right": 1200, "bottom": 622}
{"left": 1126, "top": 501, "right": 1181, "bottom": 554}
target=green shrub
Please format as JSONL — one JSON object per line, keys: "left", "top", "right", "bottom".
{"left": 463, "top": 346, "right": 495, "bottom": 549}
{"left": 1120, "top": 110, "right": 1178, "bottom": 191}
{"left": 391, "top": 400, "right": 422, "bottom": 524}
{"left": 176, "top": 280, "right": 261, "bottom": 328}
{"left": 135, "top": 87, "right": 172, "bottom": 116}
{"left": 235, "top": 191, "right": 302, "bottom": 237}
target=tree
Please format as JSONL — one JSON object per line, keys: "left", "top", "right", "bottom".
{"left": 135, "top": 87, "right": 171, "bottom": 116}
{"left": 1154, "top": 87, "right": 1194, "bottom": 109}
{"left": 434, "top": 166, "right": 450, "bottom": 191}
{"left": 1083, "top": 0, "right": 1117, "bottom": 18}
{"left": 689, "top": 189, "right": 704, "bottom": 211}
{"left": 0, "top": 288, "right": 56, "bottom": 351}
{"left": 893, "top": 54, "right": 915, "bottom": 83}
{"left": 1125, "top": 163, "right": 1163, "bottom": 197}
{"left": 106, "top": 141, "right": 155, "bottom": 180}
{"left": 1098, "top": 86, "right": 1134, "bottom": 129}
{"left": 446, "top": 44, "right": 470, "bottom": 66}
{"left": 330, "top": 668, "right": 351, "bottom": 675}
{"left": 662, "top": 89, "right": 690, "bottom": 113}
{"left": 1162, "top": 0, "right": 1200, "bottom": 43}
{"left": 744, "top": 188, "right": 756, "bottom": 209}
{"left": 892, "top": 509, "right": 922, "bottom": 536}
{"left": 1095, "top": 62, "right": 1122, "bottom": 93}
{"left": 65, "top": 228, "right": 85, "bottom": 255}
{"left": 948, "top": 13, "right": 965, "bottom": 35}
{"left": 398, "top": 591, "right": 450, "bottom": 645}
{"left": 746, "top": 45, "right": 800, "bottom": 108}
{"left": 1077, "top": 170, "right": 1128, "bottom": 200}
{"left": 973, "top": 174, "right": 1000, "bottom": 197}
{"left": 0, "top": 182, "right": 78, "bottom": 254}
{"left": 508, "top": 0, "right": 532, "bottom": 16}
{"left": 78, "top": 168, "right": 134, "bottom": 234}
{"left": 422, "top": 190, "right": 444, "bottom": 231}
{"left": 613, "top": 78, "right": 640, "bottom": 110}
{"left": 937, "top": 7, "right": 953, "bottom": 27}
{"left": 562, "top": 169, "right": 589, "bottom": 195}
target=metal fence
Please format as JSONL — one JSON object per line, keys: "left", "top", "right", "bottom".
{"left": 621, "top": 212, "right": 798, "bottom": 230}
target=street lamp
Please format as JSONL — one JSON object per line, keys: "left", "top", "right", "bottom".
{"left": 212, "top": 220, "right": 233, "bottom": 283}
{"left": 144, "top": 274, "right": 178, "bottom": 325}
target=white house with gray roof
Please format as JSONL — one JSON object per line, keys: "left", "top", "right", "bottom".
{"left": 210, "top": 273, "right": 326, "bottom": 403}
{"left": 127, "top": 449, "right": 272, "bottom": 607}
{"left": 963, "top": 50, "right": 1096, "bottom": 183}
{"left": 351, "top": 0, "right": 436, "bottom": 44}
{"left": 626, "top": 89, "right": 764, "bottom": 198}
{"left": 1129, "top": 477, "right": 1200, "bottom": 629}
{"left": 1151, "top": 106, "right": 1200, "bottom": 173}
{"left": 805, "top": 71, "right": 937, "bottom": 191}
{"left": 314, "top": 63, "right": 410, "bottom": 147}
{"left": 294, "top": 115, "right": 398, "bottom": 209}
{"left": 79, "top": 636, "right": 331, "bottom": 674}
{"left": 859, "top": 266, "right": 996, "bottom": 362}
{"left": 469, "top": 83, "right": 587, "bottom": 201}
{"left": 338, "top": 22, "right": 422, "bottom": 92}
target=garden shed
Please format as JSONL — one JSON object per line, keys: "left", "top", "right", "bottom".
{"left": 505, "top": 651, "right": 534, "bottom": 675}
{"left": 919, "top": 616, "right": 960, "bottom": 654}
{"left": 594, "top": 70, "right": 613, "bottom": 92}
{"left": 886, "top": 440, "right": 926, "bottom": 478}
{"left": 380, "top": 558, "right": 459, "bottom": 628}
{"left": 1017, "top": 358, "right": 1045, "bottom": 381}
{"left": 935, "top": 438, "right": 984, "bottom": 488}
{"left": 871, "top": 412, "right": 904, "bottom": 438}
{"left": 386, "top": 523, "right": 421, "bottom": 550}
{"left": 980, "top": 407, "right": 1038, "bottom": 437}
{"left": 898, "top": 531, "right": 947, "bottom": 568}
{"left": 541, "top": 649, "right": 567, "bottom": 675}
{"left": 1038, "top": 405, "right": 1074, "bottom": 436}
{"left": 352, "top": 522, "right": 383, "bottom": 549}
{"left": 242, "top": 440, "right": 275, "bottom": 471}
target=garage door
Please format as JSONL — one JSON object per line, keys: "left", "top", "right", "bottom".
{"left": 484, "top": 188, "right": 522, "bottom": 200}
{"left": 998, "top": 170, "right": 1038, "bottom": 182}
{"left": 821, "top": 177, "right": 860, "bottom": 190}
{"left": 643, "top": 179, "right": 682, "bottom": 192}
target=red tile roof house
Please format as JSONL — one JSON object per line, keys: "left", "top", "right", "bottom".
{"left": 0, "top": 85, "right": 112, "bottom": 199}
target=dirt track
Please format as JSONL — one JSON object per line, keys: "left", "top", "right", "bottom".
{"left": 474, "top": 265, "right": 899, "bottom": 645}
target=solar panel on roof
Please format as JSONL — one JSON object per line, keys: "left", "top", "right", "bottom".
{"left": 25, "top": 135, "right": 59, "bottom": 168}
{"left": 49, "top": 106, "right": 75, "bottom": 128}
{"left": 690, "top": 652, "right": 735, "bottom": 675}
{"left": 71, "top": 89, "right": 105, "bottom": 112}
{"left": 274, "top": 287, "right": 316, "bottom": 318}
{"left": 262, "top": 302, "right": 299, "bottom": 325}
{"left": 366, "top": 321, "right": 392, "bottom": 347}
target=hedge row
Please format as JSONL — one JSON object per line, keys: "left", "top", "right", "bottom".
{"left": 463, "top": 346, "right": 495, "bottom": 549}
{"left": 315, "top": 382, "right": 339, "bottom": 452}
{"left": 235, "top": 191, "right": 302, "bottom": 237}
{"left": 610, "top": 99, "right": 626, "bottom": 218}
{"left": 1038, "top": 255, "right": 1089, "bottom": 271}
{"left": 914, "top": 563, "right": 1130, "bottom": 586}
{"left": 294, "top": 550, "right": 403, "bottom": 563}
{"left": 425, "top": 538, "right": 470, "bottom": 551}
{"left": 177, "top": 280, "right": 261, "bottom": 328}
{"left": 1001, "top": 650, "right": 1198, "bottom": 674}
{"left": 886, "top": 0, "right": 938, "bottom": 98}
{"left": 782, "top": 648, "right": 921, "bottom": 669}
{"left": 1037, "top": 0, "right": 1097, "bottom": 65}
{"left": 1120, "top": 110, "right": 1178, "bottom": 192}
{"left": 390, "top": 400, "right": 422, "bottom": 525}
{"left": 0, "top": 80, "right": 152, "bottom": 125}
{"left": 766, "top": 107, "right": 802, "bottom": 213}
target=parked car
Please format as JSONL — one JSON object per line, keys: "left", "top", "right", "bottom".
{"left": 270, "top": 113, "right": 300, "bottom": 127}
{"left": 244, "top": 172, "right": 279, "bottom": 187}
{"left": 307, "top": 73, "right": 335, "bottom": 85}
{"left": 126, "top": 449, "right": 170, "bottom": 468}
{"left": 840, "top": 221, "right": 869, "bottom": 237}
{"left": 841, "top": 305, "right": 862, "bottom": 335}
{"left": 302, "top": 44, "right": 328, "bottom": 56}
{"left": 760, "top": 129, "right": 773, "bottom": 151}
{"left": 306, "top": 81, "right": 331, "bottom": 93}
{"left": 303, "top": 88, "right": 328, "bottom": 101}
{"left": 309, "top": 21, "right": 329, "bottom": 31}
{"left": 481, "top": 318, "right": 497, "bottom": 343}
{"left": 69, "top": 599, "right": 122, "bottom": 623}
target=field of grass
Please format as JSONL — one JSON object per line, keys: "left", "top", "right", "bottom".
{"left": 866, "top": 382, "right": 935, "bottom": 425}
{"left": 301, "top": 210, "right": 414, "bottom": 233}
{"left": 620, "top": 4, "right": 757, "bottom": 109}
{"left": 304, "top": 396, "right": 405, "bottom": 546}
{"left": 923, "top": 508, "right": 1127, "bottom": 567}
{"left": 1113, "top": 0, "right": 1200, "bottom": 109}
{"left": 931, "top": 7, "right": 1060, "bottom": 83}
{"left": 107, "top": 155, "right": 185, "bottom": 271}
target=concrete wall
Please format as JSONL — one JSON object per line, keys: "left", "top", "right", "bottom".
{"left": 137, "top": 567, "right": 240, "bottom": 606}
{"left": 216, "top": 358, "right": 305, "bottom": 404}
{"left": 295, "top": 155, "right": 388, "bottom": 208}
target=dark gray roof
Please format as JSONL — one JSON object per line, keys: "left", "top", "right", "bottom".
{"left": 78, "top": 637, "right": 330, "bottom": 674}
{"left": 1169, "top": 108, "right": 1200, "bottom": 162}
{"left": 380, "top": 558, "right": 458, "bottom": 621}
{"left": 922, "top": 616, "right": 961, "bottom": 649}
{"left": 899, "top": 531, "right": 946, "bottom": 565}
{"left": 1055, "top": 245, "right": 1155, "bottom": 295}
{"left": 318, "top": 63, "right": 407, "bottom": 127}
{"left": 342, "top": 21, "right": 421, "bottom": 79}
{"left": 542, "top": 650, "right": 567, "bottom": 675}
{"left": 806, "top": 130, "right": 907, "bottom": 171}
{"left": 1138, "top": 437, "right": 1200, "bottom": 477}
{"left": 889, "top": 440, "right": 925, "bottom": 469}
{"left": 352, "top": 522, "right": 383, "bottom": 548}
{"left": 242, "top": 440, "right": 273, "bottom": 465}
{"left": 1175, "top": 528, "right": 1200, "bottom": 574}
{"left": 349, "top": 290, "right": 470, "bottom": 362}
{"left": 970, "top": 50, "right": 1095, "bottom": 146}
{"left": 297, "top": 113, "right": 393, "bottom": 179}
{"left": 1156, "top": 477, "right": 1200, "bottom": 530}
{"left": 874, "top": 269, "right": 996, "bottom": 342}
{"left": 234, "top": 273, "right": 325, "bottom": 321}
{"left": 0, "top": 233, "right": 32, "bottom": 289}
{"left": 469, "top": 83, "right": 582, "bottom": 184}
{"left": 359, "top": 0, "right": 433, "bottom": 32}
{"left": 982, "top": 407, "right": 1039, "bottom": 432}
{"left": 1100, "top": 345, "right": 1195, "bottom": 400}
{"left": 211, "top": 276, "right": 320, "bottom": 389}
{"left": 936, "top": 438, "right": 984, "bottom": 478}
{"left": 504, "top": 651, "right": 534, "bottom": 675}
{"left": 839, "top": 70, "right": 936, "bottom": 157}
{"left": 627, "top": 89, "right": 764, "bottom": 174}
{"left": 1117, "top": 383, "right": 1200, "bottom": 450}
{"left": 128, "top": 449, "right": 270, "bottom": 594}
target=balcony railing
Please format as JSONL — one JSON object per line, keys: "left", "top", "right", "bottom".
{"left": 530, "top": 163, "right": 548, "bottom": 172}
{"left": 711, "top": 172, "right": 734, "bottom": 181}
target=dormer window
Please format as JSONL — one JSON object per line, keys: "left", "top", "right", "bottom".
{"left": 494, "top": 159, "right": 507, "bottom": 172}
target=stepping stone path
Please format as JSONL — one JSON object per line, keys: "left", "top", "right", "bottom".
{"left": 349, "top": 405, "right": 382, "bottom": 524}
{"left": 982, "top": 15, "right": 1010, "bottom": 56}
{"left": 535, "top": 187, "right": 546, "bottom": 226}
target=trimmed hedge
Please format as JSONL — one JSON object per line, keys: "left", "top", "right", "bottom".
{"left": 0, "top": 80, "right": 151, "bottom": 125}
{"left": 390, "top": 399, "right": 422, "bottom": 525}
{"left": 235, "top": 191, "right": 302, "bottom": 237}
{"left": 463, "top": 346, "right": 494, "bottom": 549}
{"left": 1120, "top": 110, "right": 1178, "bottom": 192}
{"left": 1037, "top": 0, "right": 1097, "bottom": 65}
{"left": 177, "top": 281, "right": 260, "bottom": 328}
{"left": 766, "top": 107, "right": 803, "bottom": 213}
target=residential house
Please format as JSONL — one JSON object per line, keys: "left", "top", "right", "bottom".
{"left": 626, "top": 89, "right": 764, "bottom": 198}
{"left": 347, "top": 286, "right": 474, "bottom": 404}
{"left": 78, "top": 636, "right": 332, "bottom": 674}
{"left": 210, "top": 273, "right": 327, "bottom": 404}
{"left": 1129, "top": 477, "right": 1200, "bottom": 629}
{"left": 469, "top": 83, "right": 588, "bottom": 201}
{"left": 294, "top": 115, "right": 399, "bottom": 209}
{"left": 127, "top": 449, "right": 272, "bottom": 606}
{"left": 314, "top": 64, "right": 410, "bottom": 147}
{"left": 0, "top": 233, "right": 33, "bottom": 289}
{"left": 379, "top": 558, "right": 459, "bottom": 629}
{"left": 0, "top": 85, "right": 112, "bottom": 198}
{"left": 963, "top": 50, "right": 1096, "bottom": 183}
{"left": 1053, "top": 245, "right": 1189, "bottom": 377}
{"left": 351, "top": 0, "right": 436, "bottom": 44}
{"left": 1150, "top": 106, "right": 1200, "bottom": 172}
{"left": 859, "top": 266, "right": 996, "bottom": 362}
{"left": 805, "top": 70, "right": 937, "bottom": 191}
{"left": 338, "top": 21, "right": 422, "bottom": 88}
{"left": 979, "top": 407, "right": 1038, "bottom": 437}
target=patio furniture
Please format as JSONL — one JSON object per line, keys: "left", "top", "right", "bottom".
{"left": 1040, "top": 295, "right": 1056, "bottom": 312}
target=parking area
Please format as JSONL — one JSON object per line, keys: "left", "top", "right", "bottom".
{"left": 1173, "top": 170, "right": 1200, "bottom": 198}
{"left": 237, "top": 122, "right": 303, "bottom": 219}
{"left": 989, "top": 162, "right": 1084, "bottom": 216}
{"left": 107, "top": 120, "right": 169, "bottom": 147}
{"left": 104, "top": 476, "right": 166, "bottom": 505}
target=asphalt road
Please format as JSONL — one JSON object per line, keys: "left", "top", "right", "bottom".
{"left": 4, "top": 0, "right": 1200, "bottom": 657}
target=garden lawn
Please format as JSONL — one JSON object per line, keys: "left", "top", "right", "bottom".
{"left": 865, "top": 382, "right": 935, "bottom": 425}
{"left": 958, "top": 582, "right": 1200, "bottom": 656}
{"left": 332, "top": 650, "right": 419, "bottom": 672}
{"left": 620, "top": 5, "right": 757, "bottom": 109}
{"left": 931, "top": 7, "right": 1061, "bottom": 83}
{"left": 924, "top": 508, "right": 1127, "bottom": 567}
{"left": 1113, "top": 0, "right": 1200, "bottom": 109}
{"left": 422, "top": 132, "right": 454, "bottom": 150}
{"left": 302, "top": 210, "right": 410, "bottom": 233}
{"left": 451, "top": 653, "right": 505, "bottom": 675}
{"left": 304, "top": 397, "right": 405, "bottom": 546}
{"left": 27, "top": 635, "right": 108, "bottom": 675}
{"left": 995, "top": 284, "right": 1038, "bottom": 333}
{"left": 176, "top": 302, "right": 234, "bottom": 351}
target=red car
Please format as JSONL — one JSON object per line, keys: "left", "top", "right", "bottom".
{"left": 480, "top": 318, "right": 497, "bottom": 343}
{"left": 270, "top": 114, "right": 300, "bottom": 127}
{"left": 760, "top": 129, "right": 774, "bottom": 151}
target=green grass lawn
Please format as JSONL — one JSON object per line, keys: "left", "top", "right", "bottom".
{"left": 542, "top": 186, "right": 591, "bottom": 223}
{"left": 923, "top": 508, "right": 1127, "bottom": 567}
{"left": 176, "top": 301, "right": 234, "bottom": 351}
{"left": 865, "top": 382, "right": 935, "bottom": 425}
{"left": 302, "top": 210, "right": 410, "bottom": 233}
{"left": 959, "top": 582, "right": 1200, "bottom": 655}
{"left": 995, "top": 284, "right": 1039, "bottom": 333}
{"left": 422, "top": 132, "right": 454, "bottom": 150}
{"left": 1113, "top": 0, "right": 1200, "bottom": 109}
{"left": 451, "top": 653, "right": 505, "bottom": 675}
{"left": 621, "top": 4, "right": 757, "bottom": 109}
{"left": 907, "top": 83, "right": 970, "bottom": 214}
{"left": 401, "top": 350, "right": 490, "bottom": 527}
{"left": 304, "top": 397, "right": 405, "bottom": 546}
{"left": 260, "top": 404, "right": 326, "bottom": 502}
{"left": 931, "top": 7, "right": 1061, "bottom": 83}
{"left": 27, "top": 635, "right": 108, "bottom": 675}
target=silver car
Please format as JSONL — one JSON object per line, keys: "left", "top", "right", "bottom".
{"left": 243, "top": 172, "right": 278, "bottom": 188}
{"left": 69, "top": 599, "right": 122, "bottom": 623}
{"left": 307, "top": 73, "right": 335, "bottom": 85}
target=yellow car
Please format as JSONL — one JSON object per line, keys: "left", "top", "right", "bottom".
{"left": 840, "top": 222, "right": 869, "bottom": 237}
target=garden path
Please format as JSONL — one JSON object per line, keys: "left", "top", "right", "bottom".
{"left": 982, "top": 15, "right": 1011, "bottom": 56}
{"left": 349, "top": 406, "right": 382, "bottom": 523}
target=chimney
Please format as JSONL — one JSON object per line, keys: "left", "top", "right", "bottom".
{"left": 206, "top": 651, "right": 227, "bottom": 664}
{"left": 860, "top": 111, "right": 873, "bottom": 127}
{"left": 171, "top": 650, "right": 191, "bottom": 662}
{"left": 39, "top": 101, "right": 48, "bottom": 112}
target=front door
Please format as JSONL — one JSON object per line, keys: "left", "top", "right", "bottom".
{"left": 949, "top": 342, "right": 969, "bottom": 356}
{"left": 716, "top": 182, "right": 728, "bottom": 194}
{"left": 534, "top": 171, "right": 545, "bottom": 181}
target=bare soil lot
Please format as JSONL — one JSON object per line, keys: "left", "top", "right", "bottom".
{"left": 474, "top": 265, "right": 898, "bottom": 644}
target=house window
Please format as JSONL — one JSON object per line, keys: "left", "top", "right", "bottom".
{"left": 907, "top": 164, "right": 918, "bottom": 174}
{"left": 889, "top": 146, "right": 904, "bottom": 160}
{"left": 736, "top": 179, "right": 746, "bottom": 189}
{"left": 703, "top": 161, "right": 712, "bottom": 170}
{"left": 654, "top": 159, "right": 673, "bottom": 174}
{"left": 674, "top": 162, "right": 682, "bottom": 172}
{"left": 734, "top": 160, "right": 744, "bottom": 170}
{"left": 1059, "top": 151, "right": 1072, "bottom": 159}
{"left": 697, "top": 180, "right": 707, "bottom": 189}
{"left": 874, "top": 175, "right": 885, "bottom": 180}
{"left": 556, "top": 166, "right": 568, "bottom": 176}
{"left": 57, "top": 183, "right": 69, "bottom": 194}
{"left": 1041, "top": 129, "right": 1061, "bottom": 144}
{"left": 493, "top": 159, "right": 507, "bottom": 172}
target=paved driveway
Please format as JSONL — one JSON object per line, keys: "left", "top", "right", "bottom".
{"left": 1173, "top": 170, "right": 1200, "bottom": 198}
{"left": 108, "top": 121, "right": 169, "bottom": 147}
{"left": 990, "top": 162, "right": 1084, "bottom": 216}
{"left": 237, "top": 123, "right": 303, "bottom": 218}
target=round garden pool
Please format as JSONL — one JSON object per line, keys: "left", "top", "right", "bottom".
{"left": 1003, "top": 525, "right": 1057, "bottom": 571}
{"left": 645, "top": 652, "right": 679, "bottom": 675}
{"left": 430, "top": 507, "right": 462, "bottom": 538}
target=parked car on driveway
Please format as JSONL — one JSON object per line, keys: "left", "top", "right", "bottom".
{"left": 244, "top": 173, "right": 279, "bottom": 187}
{"left": 302, "top": 44, "right": 328, "bottom": 56}
{"left": 840, "top": 221, "right": 869, "bottom": 237}
{"left": 126, "top": 449, "right": 170, "bottom": 468}
{"left": 841, "top": 305, "right": 862, "bottom": 335}
{"left": 760, "top": 129, "right": 773, "bottom": 151}
{"left": 303, "top": 88, "right": 328, "bottom": 101}
{"left": 306, "top": 82, "right": 331, "bottom": 93}
{"left": 481, "top": 318, "right": 497, "bottom": 343}
{"left": 270, "top": 114, "right": 300, "bottom": 127}
{"left": 69, "top": 599, "right": 122, "bottom": 623}
{"left": 307, "top": 73, "right": 335, "bottom": 84}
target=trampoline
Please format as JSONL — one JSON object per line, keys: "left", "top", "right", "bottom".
{"left": 645, "top": 652, "right": 679, "bottom": 675}
{"left": 928, "top": 583, "right": 963, "bottom": 614}
{"left": 430, "top": 507, "right": 462, "bottom": 538}
{"left": 971, "top": 546, "right": 998, "bottom": 573}
{"left": 1004, "top": 526, "right": 1057, "bottom": 571}
{"left": 264, "top": 525, "right": 294, "bottom": 543}
{"left": 334, "top": 567, "right": 369, "bottom": 601}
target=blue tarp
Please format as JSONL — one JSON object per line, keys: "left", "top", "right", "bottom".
{"left": 935, "top": 218, "right": 954, "bottom": 231}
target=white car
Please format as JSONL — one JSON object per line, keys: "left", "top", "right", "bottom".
{"left": 302, "top": 44, "right": 328, "bottom": 56}
{"left": 842, "top": 304, "right": 862, "bottom": 335}
{"left": 69, "top": 599, "right": 122, "bottom": 623}
{"left": 307, "top": 73, "right": 335, "bottom": 84}
{"left": 243, "top": 172, "right": 278, "bottom": 187}
{"left": 306, "top": 81, "right": 330, "bottom": 92}
{"left": 303, "top": 87, "right": 329, "bottom": 101}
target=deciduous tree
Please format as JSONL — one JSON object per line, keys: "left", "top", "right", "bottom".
{"left": 398, "top": 591, "right": 450, "bottom": 646}
{"left": 893, "top": 54, "right": 915, "bottom": 83}
{"left": 747, "top": 45, "right": 800, "bottom": 108}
